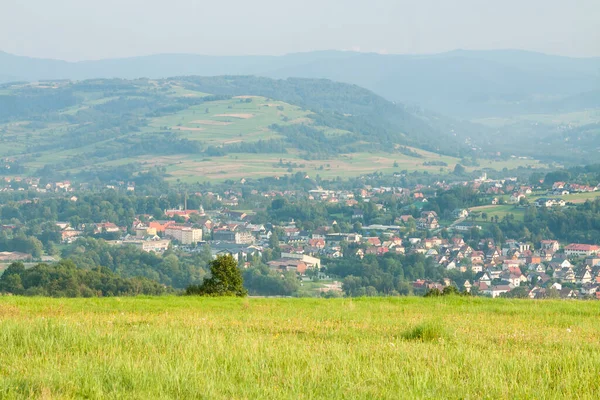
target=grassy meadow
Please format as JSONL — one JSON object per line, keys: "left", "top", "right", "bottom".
{"left": 469, "top": 204, "right": 527, "bottom": 222}
{"left": 145, "top": 95, "right": 311, "bottom": 146}
{"left": 123, "top": 148, "right": 547, "bottom": 183}
{"left": 1, "top": 296, "right": 600, "bottom": 399}
{"left": 541, "top": 191, "right": 600, "bottom": 204}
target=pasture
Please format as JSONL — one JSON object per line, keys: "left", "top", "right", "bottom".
{"left": 145, "top": 96, "right": 310, "bottom": 146}
{"left": 542, "top": 191, "right": 600, "bottom": 204}
{"left": 132, "top": 148, "right": 548, "bottom": 183}
{"left": 469, "top": 204, "right": 526, "bottom": 222}
{"left": 1, "top": 296, "right": 599, "bottom": 399}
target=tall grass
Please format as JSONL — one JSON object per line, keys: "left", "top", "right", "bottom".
{"left": 402, "top": 320, "right": 447, "bottom": 342}
{"left": 0, "top": 296, "right": 599, "bottom": 398}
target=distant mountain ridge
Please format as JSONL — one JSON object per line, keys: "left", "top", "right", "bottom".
{"left": 2, "top": 50, "right": 599, "bottom": 118}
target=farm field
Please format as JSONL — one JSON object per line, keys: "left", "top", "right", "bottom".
{"left": 531, "top": 191, "right": 600, "bottom": 204}
{"left": 1, "top": 296, "right": 600, "bottom": 399}
{"left": 117, "top": 149, "right": 547, "bottom": 183}
{"left": 145, "top": 95, "right": 311, "bottom": 146}
{"left": 469, "top": 204, "right": 526, "bottom": 221}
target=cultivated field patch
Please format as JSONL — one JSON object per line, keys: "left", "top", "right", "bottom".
{"left": 171, "top": 126, "right": 205, "bottom": 131}
{"left": 190, "top": 120, "right": 232, "bottom": 126}
{"left": 214, "top": 113, "right": 255, "bottom": 119}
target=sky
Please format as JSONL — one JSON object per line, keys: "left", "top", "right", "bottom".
{"left": 1, "top": 0, "right": 599, "bottom": 61}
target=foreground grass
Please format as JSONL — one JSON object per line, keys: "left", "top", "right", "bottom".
{"left": 1, "top": 296, "right": 600, "bottom": 399}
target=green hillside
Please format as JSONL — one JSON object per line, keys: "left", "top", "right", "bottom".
{"left": 0, "top": 78, "right": 544, "bottom": 182}
{"left": 1, "top": 296, "right": 600, "bottom": 399}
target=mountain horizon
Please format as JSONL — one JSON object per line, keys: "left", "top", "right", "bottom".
{"left": 3, "top": 47, "right": 600, "bottom": 62}
{"left": 2, "top": 49, "right": 600, "bottom": 119}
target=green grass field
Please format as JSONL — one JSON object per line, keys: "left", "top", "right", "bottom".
{"left": 118, "top": 147, "right": 546, "bottom": 183}
{"left": 1, "top": 296, "right": 600, "bottom": 399}
{"left": 145, "top": 96, "right": 311, "bottom": 146}
{"left": 535, "top": 191, "right": 600, "bottom": 204}
{"left": 470, "top": 204, "right": 526, "bottom": 221}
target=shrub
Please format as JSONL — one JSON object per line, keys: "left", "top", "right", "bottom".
{"left": 402, "top": 321, "right": 446, "bottom": 342}
{"left": 424, "top": 288, "right": 442, "bottom": 297}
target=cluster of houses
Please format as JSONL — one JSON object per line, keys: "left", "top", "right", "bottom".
{"left": 39, "top": 182, "right": 600, "bottom": 299}
{"left": 3, "top": 168, "right": 600, "bottom": 298}
{"left": 45, "top": 206, "right": 330, "bottom": 278}
{"left": 412, "top": 238, "right": 600, "bottom": 299}
{"left": 509, "top": 181, "right": 599, "bottom": 207}
{"left": 551, "top": 181, "right": 598, "bottom": 194}
{"left": 1, "top": 177, "right": 74, "bottom": 193}
{"left": 0, "top": 177, "right": 138, "bottom": 193}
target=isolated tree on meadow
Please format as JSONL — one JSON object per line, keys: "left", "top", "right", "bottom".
{"left": 185, "top": 254, "right": 247, "bottom": 297}
{"left": 453, "top": 164, "right": 466, "bottom": 175}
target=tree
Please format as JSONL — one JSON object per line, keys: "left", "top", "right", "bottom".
{"left": 442, "top": 286, "right": 460, "bottom": 296}
{"left": 424, "top": 288, "right": 441, "bottom": 297}
{"left": 185, "top": 255, "right": 247, "bottom": 297}
{"left": 500, "top": 286, "right": 529, "bottom": 298}
{"left": 268, "top": 231, "right": 281, "bottom": 259}
{"left": 0, "top": 262, "right": 25, "bottom": 294}
{"left": 453, "top": 164, "right": 466, "bottom": 175}
{"left": 0, "top": 260, "right": 166, "bottom": 297}
{"left": 365, "top": 286, "right": 378, "bottom": 296}
{"left": 528, "top": 172, "right": 545, "bottom": 186}
{"left": 352, "top": 221, "right": 363, "bottom": 233}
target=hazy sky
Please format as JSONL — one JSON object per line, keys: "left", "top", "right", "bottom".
{"left": 1, "top": 0, "right": 599, "bottom": 60}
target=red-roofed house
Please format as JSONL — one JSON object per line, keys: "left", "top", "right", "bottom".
{"left": 365, "top": 237, "right": 381, "bottom": 247}
{"left": 149, "top": 220, "right": 176, "bottom": 233}
{"left": 308, "top": 238, "right": 325, "bottom": 249}
{"left": 565, "top": 244, "right": 600, "bottom": 257}
{"left": 164, "top": 209, "right": 199, "bottom": 220}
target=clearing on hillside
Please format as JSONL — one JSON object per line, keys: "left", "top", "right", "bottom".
{"left": 214, "top": 113, "right": 255, "bottom": 119}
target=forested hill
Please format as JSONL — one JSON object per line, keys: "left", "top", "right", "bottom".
{"left": 2, "top": 49, "right": 599, "bottom": 118}
{"left": 0, "top": 76, "right": 473, "bottom": 182}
